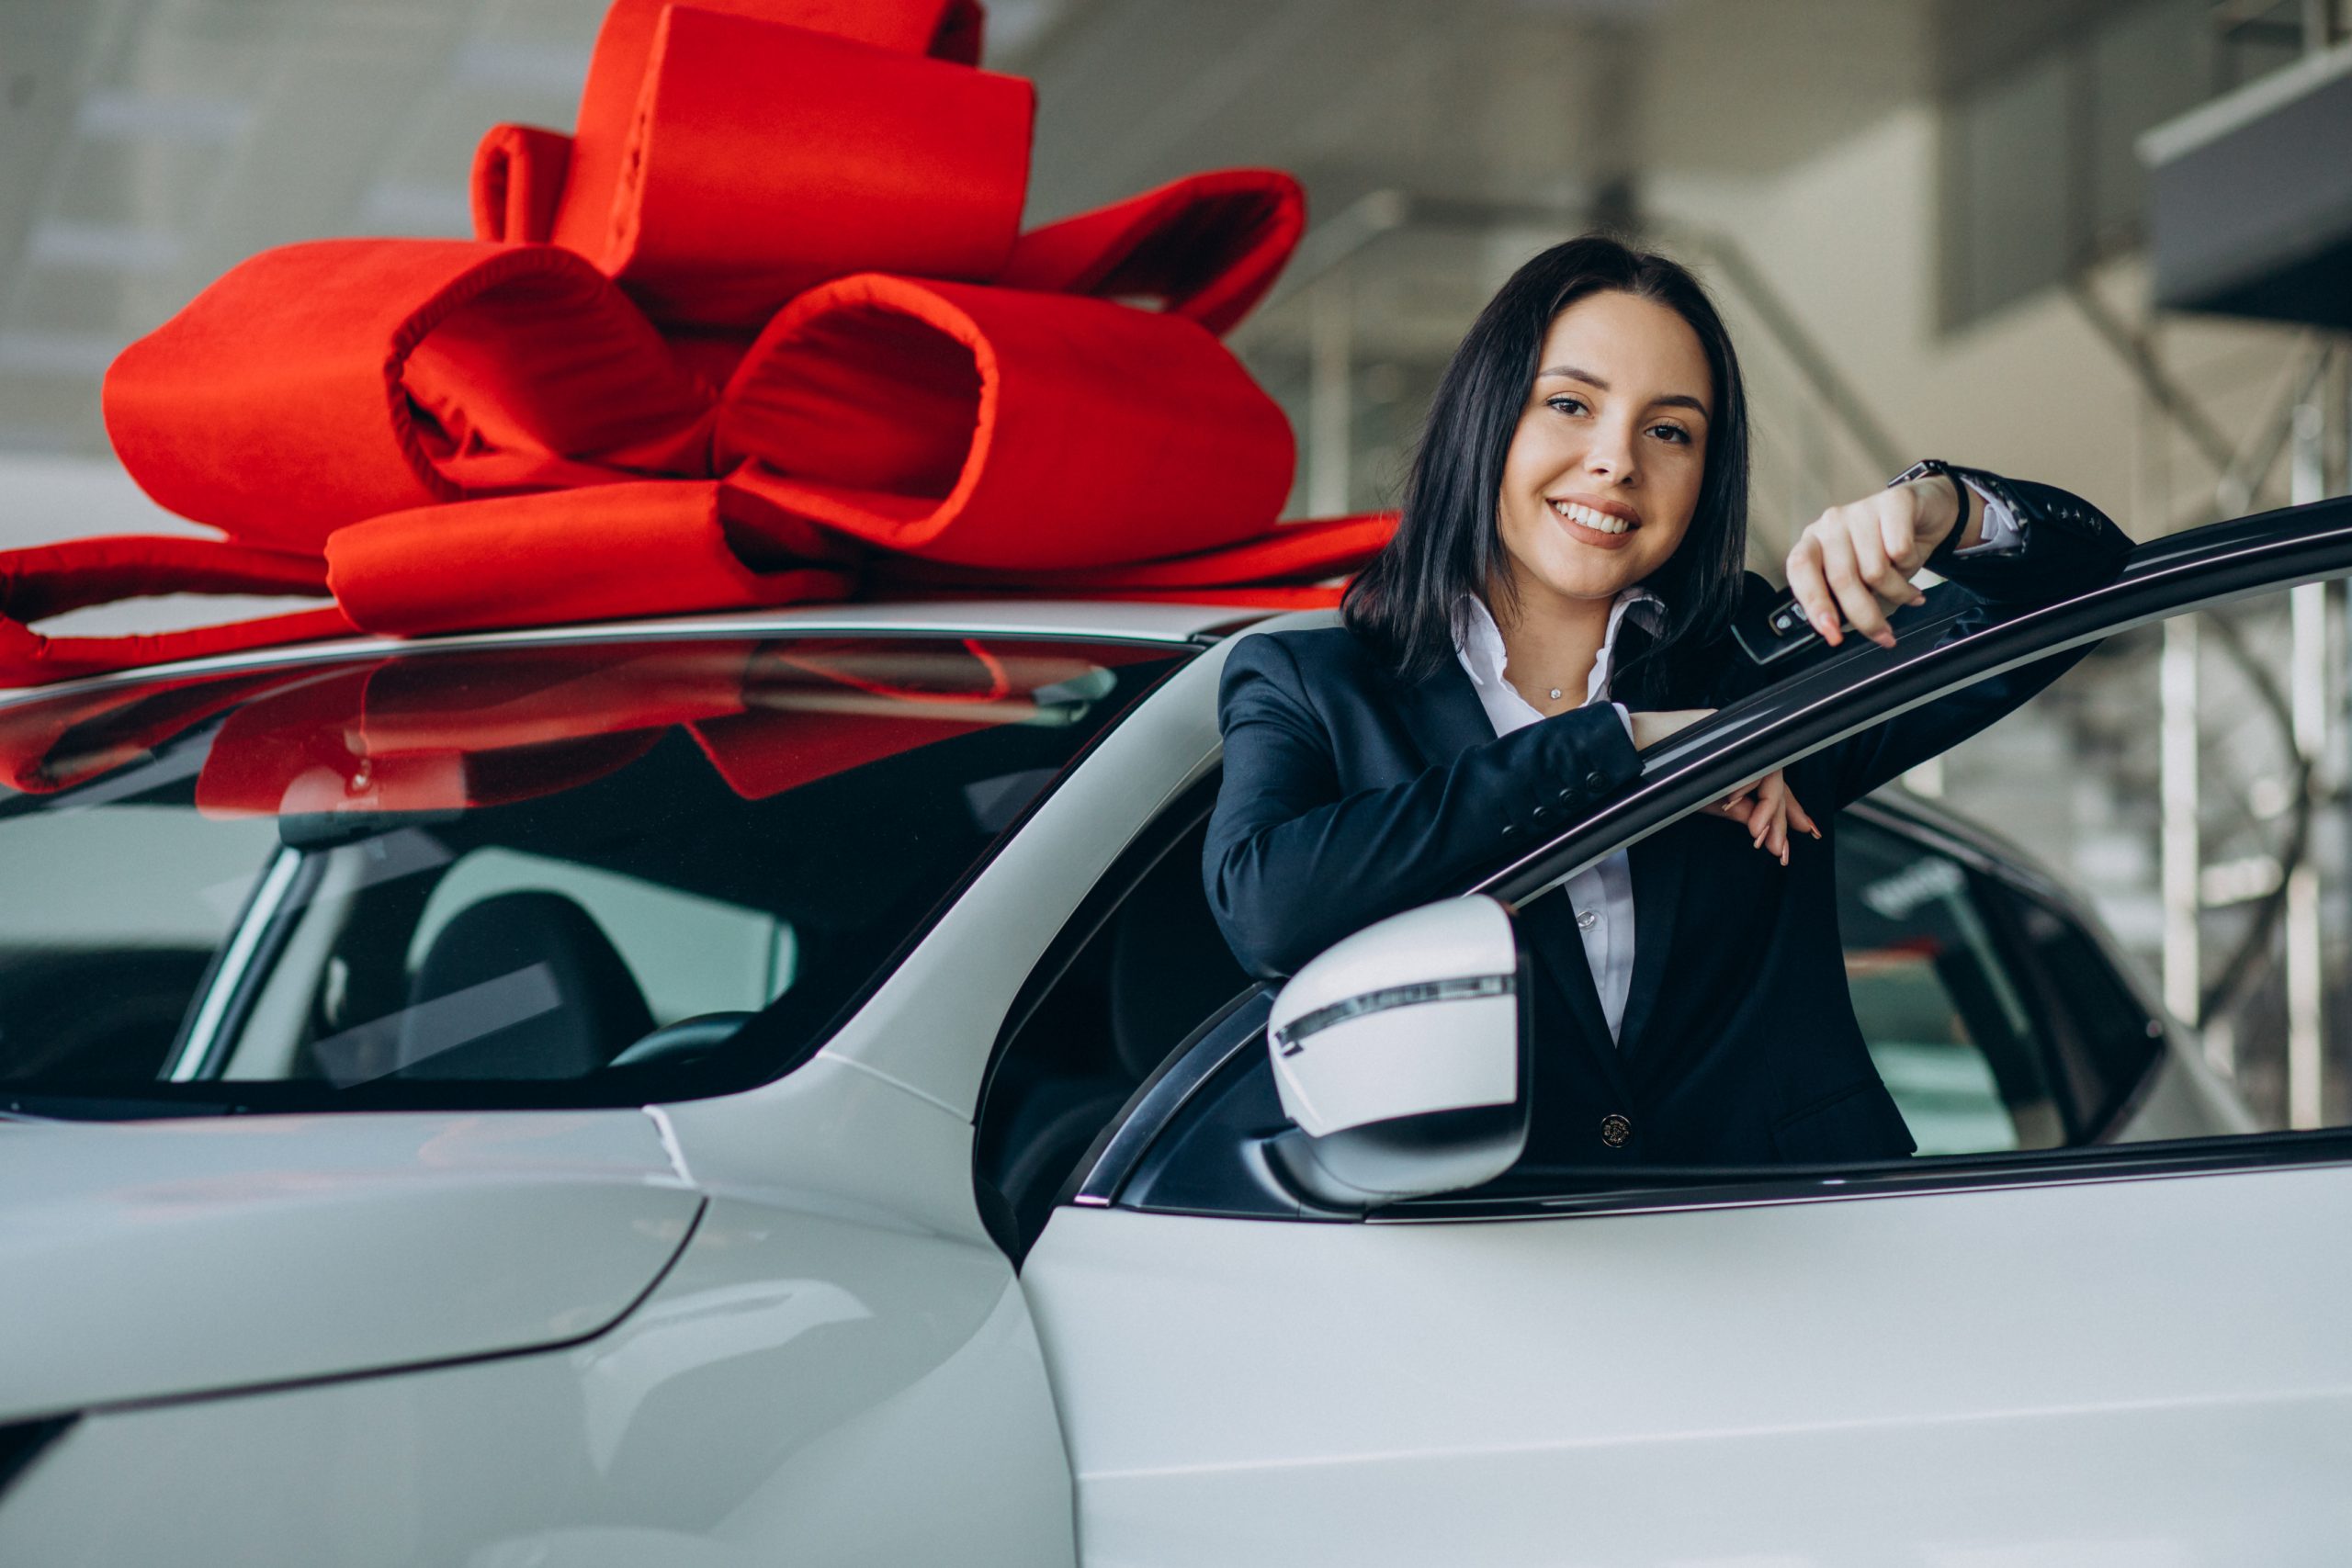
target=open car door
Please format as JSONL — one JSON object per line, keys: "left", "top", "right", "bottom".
{"left": 1018, "top": 501, "right": 2352, "bottom": 1565}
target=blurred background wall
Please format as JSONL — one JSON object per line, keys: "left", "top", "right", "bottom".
{"left": 3, "top": 0, "right": 2350, "bottom": 1122}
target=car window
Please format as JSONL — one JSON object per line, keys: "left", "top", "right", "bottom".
{"left": 977, "top": 774, "right": 1245, "bottom": 1254}
{"left": 1096, "top": 553, "right": 2352, "bottom": 1222}
{"left": 1920, "top": 577, "right": 2322, "bottom": 1140}
{"left": 1991, "top": 886, "right": 2164, "bottom": 1135}
{"left": 1836, "top": 814, "right": 2063, "bottom": 1154}
{"left": 0, "top": 635, "right": 1191, "bottom": 1115}
{"left": 0, "top": 807, "right": 279, "bottom": 1088}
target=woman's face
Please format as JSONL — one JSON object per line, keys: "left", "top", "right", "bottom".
{"left": 1493, "top": 288, "right": 1713, "bottom": 616}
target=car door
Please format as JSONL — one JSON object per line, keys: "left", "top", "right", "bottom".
{"left": 1017, "top": 502, "right": 2352, "bottom": 1566}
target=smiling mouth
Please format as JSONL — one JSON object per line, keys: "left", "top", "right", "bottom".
{"left": 1548, "top": 498, "right": 1637, "bottom": 536}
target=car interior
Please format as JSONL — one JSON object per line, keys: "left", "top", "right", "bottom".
{"left": 974, "top": 776, "right": 2169, "bottom": 1255}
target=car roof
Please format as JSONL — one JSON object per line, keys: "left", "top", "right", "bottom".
{"left": 0, "top": 597, "right": 1288, "bottom": 714}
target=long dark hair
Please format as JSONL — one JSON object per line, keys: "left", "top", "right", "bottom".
{"left": 1342, "top": 235, "right": 1751, "bottom": 705}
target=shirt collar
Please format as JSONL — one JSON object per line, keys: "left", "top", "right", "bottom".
{"left": 1452, "top": 588, "right": 1664, "bottom": 705}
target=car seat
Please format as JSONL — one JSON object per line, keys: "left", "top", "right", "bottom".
{"left": 395, "top": 890, "right": 654, "bottom": 1078}
{"left": 990, "top": 823, "right": 1250, "bottom": 1240}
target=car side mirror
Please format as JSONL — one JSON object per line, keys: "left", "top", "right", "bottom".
{"left": 1264, "top": 896, "right": 1531, "bottom": 1211}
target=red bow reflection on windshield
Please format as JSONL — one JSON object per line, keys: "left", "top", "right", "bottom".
{"left": 142, "top": 637, "right": 1164, "bottom": 818}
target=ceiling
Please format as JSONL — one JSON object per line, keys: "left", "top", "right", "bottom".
{"left": 0, "top": 0, "right": 1969, "bottom": 460}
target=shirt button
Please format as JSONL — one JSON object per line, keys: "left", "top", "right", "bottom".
{"left": 1600, "top": 1112, "right": 1633, "bottom": 1148}
{"left": 1576, "top": 908, "right": 1599, "bottom": 931}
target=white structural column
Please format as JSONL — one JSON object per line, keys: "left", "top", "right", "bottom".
{"left": 2287, "top": 400, "right": 2331, "bottom": 1127}
{"left": 2163, "top": 614, "right": 2205, "bottom": 1052}
{"left": 1306, "top": 276, "right": 1351, "bottom": 518}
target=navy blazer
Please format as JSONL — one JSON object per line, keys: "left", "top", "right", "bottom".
{"left": 1204, "top": 480, "right": 2131, "bottom": 1166}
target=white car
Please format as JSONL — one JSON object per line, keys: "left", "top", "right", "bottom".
{"left": 0, "top": 501, "right": 2338, "bottom": 1565}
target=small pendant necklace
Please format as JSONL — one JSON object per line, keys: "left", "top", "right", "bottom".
{"left": 1547, "top": 686, "right": 1564, "bottom": 701}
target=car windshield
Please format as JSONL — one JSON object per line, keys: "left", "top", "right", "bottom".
{"left": 0, "top": 632, "right": 1188, "bottom": 1118}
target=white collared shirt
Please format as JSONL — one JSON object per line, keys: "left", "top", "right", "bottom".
{"left": 1453, "top": 589, "right": 1658, "bottom": 1043}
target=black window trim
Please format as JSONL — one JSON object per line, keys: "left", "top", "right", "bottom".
{"left": 1069, "top": 500, "right": 2352, "bottom": 1224}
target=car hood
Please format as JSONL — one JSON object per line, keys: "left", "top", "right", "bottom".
{"left": 0, "top": 1110, "right": 700, "bottom": 1422}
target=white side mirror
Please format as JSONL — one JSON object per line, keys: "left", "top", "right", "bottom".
{"left": 1265, "top": 896, "right": 1528, "bottom": 1208}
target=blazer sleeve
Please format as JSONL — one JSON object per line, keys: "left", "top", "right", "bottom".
{"left": 1803, "top": 475, "right": 2132, "bottom": 809}
{"left": 1204, "top": 633, "right": 1641, "bottom": 979}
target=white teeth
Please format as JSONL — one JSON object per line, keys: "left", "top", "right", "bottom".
{"left": 1550, "top": 499, "right": 1631, "bottom": 535}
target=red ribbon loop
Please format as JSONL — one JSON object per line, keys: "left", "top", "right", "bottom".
{"left": 717, "top": 273, "right": 1295, "bottom": 569}
{"left": 104, "top": 241, "right": 714, "bottom": 549}
{"left": 0, "top": 536, "right": 352, "bottom": 689}
{"left": 999, "top": 169, "right": 1307, "bottom": 335}
{"left": 470, "top": 124, "right": 572, "bottom": 244}
{"left": 324, "top": 481, "right": 855, "bottom": 637}
{"left": 603, "top": 10, "right": 1035, "bottom": 330}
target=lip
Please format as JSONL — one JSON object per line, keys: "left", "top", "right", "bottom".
{"left": 1545, "top": 492, "right": 1642, "bottom": 550}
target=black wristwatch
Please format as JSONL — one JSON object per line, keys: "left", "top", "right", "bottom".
{"left": 1890, "top": 458, "right": 1974, "bottom": 541}
{"left": 1886, "top": 459, "right": 2033, "bottom": 565}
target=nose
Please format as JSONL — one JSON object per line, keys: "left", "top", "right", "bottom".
{"left": 1584, "top": 415, "right": 1639, "bottom": 485}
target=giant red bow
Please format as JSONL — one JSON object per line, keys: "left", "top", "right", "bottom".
{"left": 0, "top": 0, "right": 1390, "bottom": 689}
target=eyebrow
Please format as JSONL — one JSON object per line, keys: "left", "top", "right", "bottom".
{"left": 1538, "top": 365, "right": 1710, "bottom": 419}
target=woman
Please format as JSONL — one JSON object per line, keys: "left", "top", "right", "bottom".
{"left": 1204, "top": 236, "right": 2129, "bottom": 1167}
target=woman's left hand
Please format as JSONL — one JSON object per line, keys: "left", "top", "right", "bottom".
{"left": 1702, "top": 769, "right": 1819, "bottom": 866}
{"left": 1785, "top": 477, "right": 1973, "bottom": 649}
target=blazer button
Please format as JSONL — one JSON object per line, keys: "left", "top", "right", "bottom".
{"left": 1600, "top": 1112, "right": 1633, "bottom": 1148}
{"left": 1583, "top": 770, "right": 1610, "bottom": 792}
{"left": 1555, "top": 787, "right": 1574, "bottom": 805}
{"left": 1532, "top": 806, "right": 1551, "bottom": 822}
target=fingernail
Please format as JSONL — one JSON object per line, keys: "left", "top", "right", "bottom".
{"left": 1810, "top": 826, "right": 1823, "bottom": 839}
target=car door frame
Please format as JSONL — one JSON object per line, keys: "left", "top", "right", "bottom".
{"left": 1068, "top": 496, "right": 2352, "bottom": 1222}
{"left": 1018, "top": 501, "right": 2352, "bottom": 1568}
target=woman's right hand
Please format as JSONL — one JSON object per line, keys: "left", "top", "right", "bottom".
{"left": 1625, "top": 707, "right": 1816, "bottom": 864}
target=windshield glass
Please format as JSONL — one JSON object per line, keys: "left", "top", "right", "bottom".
{"left": 0, "top": 633, "right": 1188, "bottom": 1117}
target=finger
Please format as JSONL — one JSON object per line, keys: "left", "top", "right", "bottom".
{"left": 1817, "top": 525, "right": 1894, "bottom": 649}
{"left": 1784, "top": 782, "right": 1821, "bottom": 840}
{"left": 1785, "top": 532, "right": 1840, "bottom": 646}
{"left": 1758, "top": 776, "right": 1787, "bottom": 852}
{"left": 1877, "top": 495, "right": 1928, "bottom": 596}
{"left": 1854, "top": 498, "right": 1918, "bottom": 608}
{"left": 1747, "top": 782, "right": 1776, "bottom": 845}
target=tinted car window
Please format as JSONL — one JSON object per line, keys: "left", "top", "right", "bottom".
{"left": 1837, "top": 816, "right": 2064, "bottom": 1153}
{"left": 0, "top": 635, "right": 1187, "bottom": 1115}
{"left": 1994, "top": 887, "right": 2164, "bottom": 1134}
{"left": 978, "top": 781, "right": 1246, "bottom": 1251}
